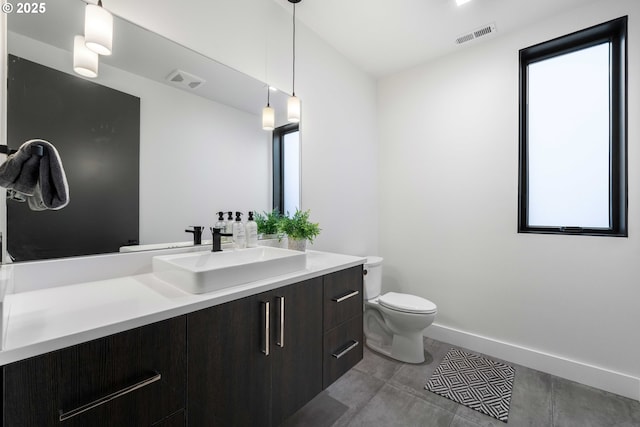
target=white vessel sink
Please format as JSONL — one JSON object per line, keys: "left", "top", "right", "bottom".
{"left": 152, "top": 247, "right": 307, "bottom": 294}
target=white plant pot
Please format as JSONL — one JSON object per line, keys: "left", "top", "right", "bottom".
{"left": 259, "top": 233, "right": 279, "bottom": 240}
{"left": 287, "top": 238, "right": 307, "bottom": 252}
{"left": 258, "top": 234, "right": 287, "bottom": 249}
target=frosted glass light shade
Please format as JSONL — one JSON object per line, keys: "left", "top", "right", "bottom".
{"left": 287, "top": 95, "right": 301, "bottom": 123}
{"left": 262, "top": 105, "right": 275, "bottom": 130}
{"left": 85, "top": 3, "right": 113, "bottom": 55}
{"left": 73, "top": 35, "right": 99, "bottom": 78}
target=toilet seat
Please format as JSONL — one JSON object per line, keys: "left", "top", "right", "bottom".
{"left": 378, "top": 292, "right": 437, "bottom": 314}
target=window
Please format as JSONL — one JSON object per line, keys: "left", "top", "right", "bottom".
{"left": 272, "top": 123, "right": 300, "bottom": 214}
{"left": 518, "top": 17, "right": 627, "bottom": 236}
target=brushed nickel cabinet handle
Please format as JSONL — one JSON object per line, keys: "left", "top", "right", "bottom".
{"left": 332, "top": 340, "right": 359, "bottom": 359}
{"left": 332, "top": 290, "right": 359, "bottom": 303}
{"left": 58, "top": 372, "right": 161, "bottom": 422}
{"left": 276, "top": 296, "right": 285, "bottom": 348}
{"left": 262, "top": 301, "right": 270, "bottom": 356}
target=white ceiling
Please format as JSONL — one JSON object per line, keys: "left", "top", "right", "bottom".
{"left": 274, "top": 0, "right": 600, "bottom": 77}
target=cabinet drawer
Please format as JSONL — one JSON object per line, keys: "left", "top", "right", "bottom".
{"left": 3, "top": 316, "right": 186, "bottom": 427}
{"left": 323, "top": 266, "right": 363, "bottom": 332}
{"left": 323, "top": 314, "right": 363, "bottom": 388}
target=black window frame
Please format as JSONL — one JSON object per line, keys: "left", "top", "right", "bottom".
{"left": 272, "top": 123, "right": 299, "bottom": 214}
{"left": 518, "top": 16, "right": 628, "bottom": 237}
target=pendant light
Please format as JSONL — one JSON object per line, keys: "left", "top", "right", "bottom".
{"left": 287, "top": 0, "right": 302, "bottom": 123}
{"left": 262, "top": 86, "right": 275, "bottom": 131}
{"left": 84, "top": 0, "right": 113, "bottom": 56}
{"left": 73, "top": 35, "right": 99, "bottom": 78}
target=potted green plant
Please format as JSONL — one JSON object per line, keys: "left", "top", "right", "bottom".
{"left": 278, "top": 209, "right": 321, "bottom": 251}
{"left": 255, "top": 210, "right": 283, "bottom": 238}
{"left": 254, "top": 210, "right": 286, "bottom": 248}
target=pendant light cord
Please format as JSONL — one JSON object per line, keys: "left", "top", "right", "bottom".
{"left": 292, "top": 3, "right": 296, "bottom": 96}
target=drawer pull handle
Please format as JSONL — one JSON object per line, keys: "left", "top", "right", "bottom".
{"left": 332, "top": 290, "right": 359, "bottom": 303}
{"left": 276, "top": 296, "right": 285, "bottom": 348}
{"left": 262, "top": 301, "right": 270, "bottom": 356}
{"left": 58, "top": 372, "right": 161, "bottom": 422}
{"left": 332, "top": 340, "right": 359, "bottom": 359}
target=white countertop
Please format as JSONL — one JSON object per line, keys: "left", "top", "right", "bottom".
{"left": 0, "top": 250, "right": 365, "bottom": 366}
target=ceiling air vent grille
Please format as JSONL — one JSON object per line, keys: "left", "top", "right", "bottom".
{"left": 165, "top": 69, "right": 206, "bottom": 90}
{"left": 456, "top": 33, "right": 475, "bottom": 44}
{"left": 455, "top": 23, "right": 497, "bottom": 45}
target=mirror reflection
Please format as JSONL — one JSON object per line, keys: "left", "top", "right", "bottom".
{"left": 4, "top": 0, "right": 290, "bottom": 262}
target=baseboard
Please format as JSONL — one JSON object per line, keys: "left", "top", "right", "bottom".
{"left": 424, "top": 323, "right": 640, "bottom": 402}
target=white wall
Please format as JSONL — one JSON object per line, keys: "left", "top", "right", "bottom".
{"left": 8, "top": 33, "right": 270, "bottom": 245}
{"left": 378, "top": 0, "right": 640, "bottom": 399}
{"left": 137, "top": 78, "right": 269, "bottom": 244}
{"left": 105, "top": 0, "right": 379, "bottom": 256}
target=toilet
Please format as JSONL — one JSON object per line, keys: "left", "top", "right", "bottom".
{"left": 363, "top": 256, "right": 437, "bottom": 364}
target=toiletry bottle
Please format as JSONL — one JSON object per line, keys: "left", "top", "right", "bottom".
{"left": 232, "top": 211, "right": 246, "bottom": 249}
{"left": 225, "top": 211, "right": 234, "bottom": 234}
{"left": 215, "top": 211, "right": 226, "bottom": 231}
{"left": 246, "top": 211, "right": 258, "bottom": 248}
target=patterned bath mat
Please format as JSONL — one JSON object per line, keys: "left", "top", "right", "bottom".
{"left": 425, "top": 348, "right": 515, "bottom": 422}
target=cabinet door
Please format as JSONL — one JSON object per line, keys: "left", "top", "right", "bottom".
{"left": 271, "top": 277, "right": 323, "bottom": 426}
{"left": 3, "top": 316, "right": 186, "bottom": 427}
{"left": 187, "top": 292, "right": 271, "bottom": 427}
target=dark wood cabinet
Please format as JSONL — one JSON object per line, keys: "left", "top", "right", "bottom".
{"left": 187, "top": 277, "right": 323, "bottom": 427}
{"left": 152, "top": 410, "right": 186, "bottom": 426}
{"left": 323, "top": 314, "right": 363, "bottom": 388}
{"left": 2, "top": 265, "right": 363, "bottom": 427}
{"left": 3, "top": 316, "right": 186, "bottom": 427}
{"left": 322, "top": 266, "right": 364, "bottom": 388}
{"left": 323, "top": 266, "right": 364, "bottom": 331}
{"left": 187, "top": 290, "right": 272, "bottom": 426}
{"left": 271, "top": 277, "right": 323, "bottom": 426}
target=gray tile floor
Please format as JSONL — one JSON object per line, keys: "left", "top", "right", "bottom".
{"left": 284, "top": 337, "right": 640, "bottom": 427}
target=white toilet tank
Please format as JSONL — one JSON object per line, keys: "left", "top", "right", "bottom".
{"left": 363, "top": 256, "right": 384, "bottom": 300}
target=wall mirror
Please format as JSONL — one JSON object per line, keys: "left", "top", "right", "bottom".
{"left": 4, "top": 0, "right": 291, "bottom": 262}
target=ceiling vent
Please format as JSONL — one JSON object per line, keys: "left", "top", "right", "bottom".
{"left": 165, "top": 69, "right": 206, "bottom": 90}
{"left": 455, "top": 23, "right": 497, "bottom": 45}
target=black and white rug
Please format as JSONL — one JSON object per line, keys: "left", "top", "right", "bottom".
{"left": 425, "top": 348, "right": 515, "bottom": 422}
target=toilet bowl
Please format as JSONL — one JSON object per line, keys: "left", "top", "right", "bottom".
{"left": 363, "top": 256, "right": 437, "bottom": 364}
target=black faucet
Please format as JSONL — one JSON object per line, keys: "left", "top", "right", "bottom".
{"left": 210, "top": 227, "right": 232, "bottom": 252}
{"left": 185, "top": 226, "right": 204, "bottom": 245}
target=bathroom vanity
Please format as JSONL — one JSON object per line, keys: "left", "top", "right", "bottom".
{"left": 0, "top": 250, "right": 364, "bottom": 426}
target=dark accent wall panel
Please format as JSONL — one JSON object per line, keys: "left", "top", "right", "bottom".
{"left": 7, "top": 55, "right": 140, "bottom": 261}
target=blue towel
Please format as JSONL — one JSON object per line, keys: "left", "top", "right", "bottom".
{"left": 0, "top": 139, "right": 69, "bottom": 210}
